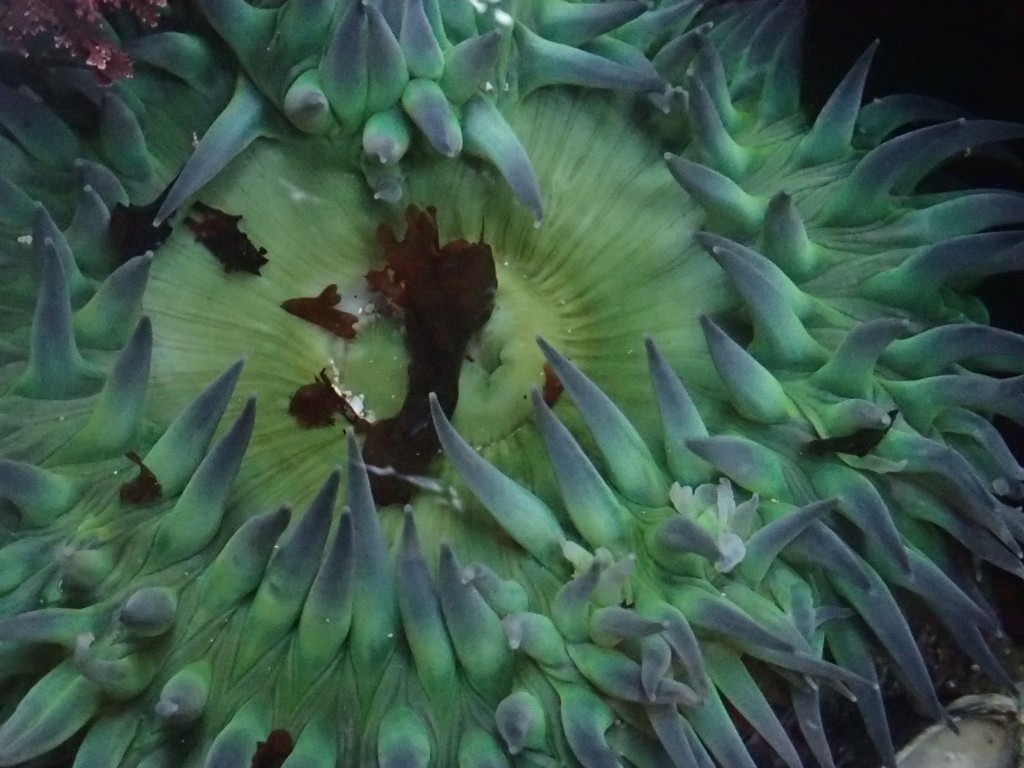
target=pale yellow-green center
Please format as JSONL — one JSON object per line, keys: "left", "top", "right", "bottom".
{"left": 142, "top": 92, "right": 738, "bottom": 570}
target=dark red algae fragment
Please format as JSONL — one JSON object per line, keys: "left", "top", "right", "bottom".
{"left": 186, "top": 202, "right": 269, "bottom": 275}
{"left": 804, "top": 409, "right": 899, "bottom": 457}
{"left": 109, "top": 182, "right": 174, "bottom": 261}
{"left": 118, "top": 451, "right": 162, "bottom": 504}
{"left": 281, "top": 284, "right": 359, "bottom": 339}
{"left": 250, "top": 729, "right": 293, "bottom": 768}
{"left": 542, "top": 361, "right": 563, "bottom": 406}
{"left": 288, "top": 369, "right": 372, "bottom": 430}
{"left": 284, "top": 207, "right": 495, "bottom": 504}
{"left": 363, "top": 205, "right": 496, "bottom": 505}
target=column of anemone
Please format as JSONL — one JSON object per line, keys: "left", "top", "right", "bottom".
{"left": 643, "top": 0, "right": 1024, "bottom": 765}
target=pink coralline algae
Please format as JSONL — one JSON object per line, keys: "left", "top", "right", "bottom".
{"left": 0, "top": 0, "right": 166, "bottom": 79}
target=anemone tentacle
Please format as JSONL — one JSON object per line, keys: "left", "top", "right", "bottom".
{"left": 1, "top": 1, "right": 1023, "bottom": 767}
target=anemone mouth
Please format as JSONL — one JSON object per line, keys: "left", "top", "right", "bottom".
{"left": 142, "top": 89, "right": 736, "bottom": 514}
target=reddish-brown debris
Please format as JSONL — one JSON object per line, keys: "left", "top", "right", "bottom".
{"left": 281, "top": 284, "right": 359, "bottom": 339}
{"left": 360, "top": 205, "right": 497, "bottom": 505}
{"left": 250, "top": 729, "right": 293, "bottom": 768}
{"left": 119, "top": 451, "right": 162, "bottom": 505}
{"left": 288, "top": 369, "right": 372, "bottom": 431}
{"left": 542, "top": 361, "right": 563, "bottom": 406}
{"left": 186, "top": 202, "right": 269, "bottom": 275}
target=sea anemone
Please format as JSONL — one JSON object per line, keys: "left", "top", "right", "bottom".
{"left": 1, "top": 1, "right": 1024, "bottom": 767}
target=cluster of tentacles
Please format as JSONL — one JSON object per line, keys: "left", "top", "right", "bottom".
{"left": 2, "top": 0, "right": 1024, "bottom": 767}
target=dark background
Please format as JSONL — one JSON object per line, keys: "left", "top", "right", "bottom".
{"left": 779, "top": 3, "right": 1024, "bottom": 765}
{"left": 806, "top": 0, "right": 1024, "bottom": 468}
{"left": 804, "top": 0, "right": 1024, "bottom": 329}
{"left": 804, "top": 0, "right": 1024, "bottom": 127}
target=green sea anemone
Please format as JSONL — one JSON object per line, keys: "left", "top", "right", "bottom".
{"left": 1, "top": 1, "right": 1024, "bottom": 767}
